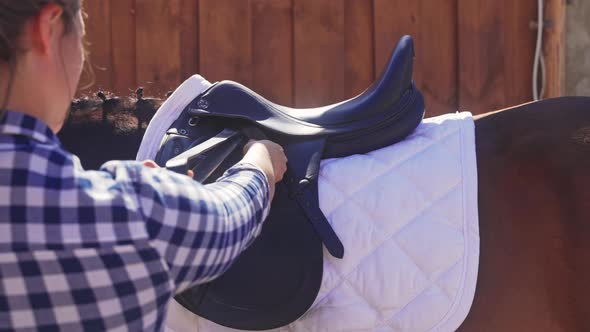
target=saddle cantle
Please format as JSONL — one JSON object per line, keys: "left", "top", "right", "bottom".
{"left": 155, "top": 35, "right": 425, "bottom": 330}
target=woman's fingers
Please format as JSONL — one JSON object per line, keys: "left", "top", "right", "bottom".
{"left": 143, "top": 160, "right": 193, "bottom": 178}
{"left": 143, "top": 160, "right": 159, "bottom": 168}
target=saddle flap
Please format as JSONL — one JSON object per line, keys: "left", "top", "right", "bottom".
{"left": 175, "top": 181, "right": 324, "bottom": 330}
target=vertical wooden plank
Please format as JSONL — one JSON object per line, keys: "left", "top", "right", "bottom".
{"left": 180, "top": 0, "right": 200, "bottom": 81}
{"left": 294, "top": 0, "right": 345, "bottom": 107}
{"left": 199, "top": 0, "right": 253, "bottom": 86}
{"left": 416, "top": 0, "right": 458, "bottom": 115}
{"left": 344, "top": 0, "right": 374, "bottom": 98}
{"left": 458, "top": 0, "right": 506, "bottom": 114}
{"left": 83, "top": 0, "right": 112, "bottom": 92}
{"left": 110, "top": 0, "right": 136, "bottom": 96}
{"left": 136, "top": 0, "right": 182, "bottom": 96}
{"left": 502, "top": 1, "right": 536, "bottom": 105}
{"left": 374, "top": 0, "right": 418, "bottom": 76}
{"left": 251, "top": 0, "right": 294, "bottom": 106}
{"left": 544, "top": 0, "right": 566, "bottom": 98}
{"left": 374, "top": 0, "right": 457, "bottom": 116}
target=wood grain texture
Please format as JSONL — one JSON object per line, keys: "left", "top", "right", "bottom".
{"left": 136, "top": 0, "right": 182, "bottom": 96}
{"left": 180, "top": 0, "right": 199, "bottom": 81}
{"left": 83, "top": 0, "right": 112, "bottom": 92}
{"left": 373, "top": 0, "right": 418, "bottom": 74}
{"left": 544, "top": 0, "right": 566, "bottom": 98}
{"left": 78, "top": 0, "right": 548, "bottom": 116}
{"left": 415, "top": 0, "right": 457, "bottom": 116}
{"left": 252, "top": 0, "right": 294, "bottom": 106}
{"left": 344, "top": 0, "right": 374, "bottom": 99}
{"left": 502, "top": 1, "right": 536, "bottom": 105}
{"left": 294, "top": 0, "right": 345, "bottom": 107}
{"left": 458, "top": 0, "right": 506, "bottom": 114}
{"left": 199, "top": 0, "right": 253, "bottom": 86}
{"left": 374, "top": 0, "right": 457, "bottom": 116}
{"left": 110, "top": 0, "right": 136, "bottom": 96}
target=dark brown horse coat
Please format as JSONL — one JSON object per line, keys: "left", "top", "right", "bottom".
{"left": 461, "top": 97, "right": 590, "bottom": 331}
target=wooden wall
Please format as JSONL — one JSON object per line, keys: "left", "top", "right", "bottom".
{"left": 82, "top": 0, "right": 544, "bottom": 116}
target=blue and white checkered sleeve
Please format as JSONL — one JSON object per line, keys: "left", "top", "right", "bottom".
{"left": 100, "top": 161, "right": 271, "bottom": 293}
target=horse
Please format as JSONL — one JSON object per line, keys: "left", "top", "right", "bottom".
{"left": 58, "top": 90, "right": 590, "bottom": 331}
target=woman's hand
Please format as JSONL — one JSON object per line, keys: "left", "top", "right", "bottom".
{"left": 241, "top": 140, "right": 288, "bottom": 200}
{"left": 142, "top": 160, "right": 194, "bottom": 178}
{"left": 144, "top": 138, "right": 288, "bottom": 201}
{"left": 142, "top": 160, "right": 159, "bottom": 169}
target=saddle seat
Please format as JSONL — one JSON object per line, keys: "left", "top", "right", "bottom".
{"left": 187, "top": 35, "right": 421, "bottom": 146}
{"left": 155, "top": 35, "right": 425, "bottom": 331}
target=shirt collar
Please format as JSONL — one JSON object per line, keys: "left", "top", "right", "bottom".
{"left": 0, "top": 110, "right": 60, "bottom": 145}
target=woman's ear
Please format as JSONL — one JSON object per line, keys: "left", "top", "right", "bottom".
{"left": 28, "top": 3, "right": 64, "bottom": 57}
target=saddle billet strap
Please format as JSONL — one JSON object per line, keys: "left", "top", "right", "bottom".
{"left": 164, "top": 128, "right": 247, "bottom": 181}
{"left": 284, "top": 138, "right": 344, "bottom": 259}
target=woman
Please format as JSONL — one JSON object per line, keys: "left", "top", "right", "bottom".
{"left": 0, "top": 1, "right": 287, "bottom": 331}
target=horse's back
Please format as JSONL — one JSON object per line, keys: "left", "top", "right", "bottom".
{"left": 461, "top": 96, "right": 590, "bottom": 331}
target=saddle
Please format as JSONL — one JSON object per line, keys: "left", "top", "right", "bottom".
{"left": 155, "top": 35, "right": 425, "bottom": 330}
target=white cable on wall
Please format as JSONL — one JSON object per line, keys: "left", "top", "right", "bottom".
{"left": 533, "top": 0, "right": 546, "bottom": 101}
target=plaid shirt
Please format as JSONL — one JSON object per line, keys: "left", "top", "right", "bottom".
{"left": 0, "top": 111, "right": 271, "bottom": 331}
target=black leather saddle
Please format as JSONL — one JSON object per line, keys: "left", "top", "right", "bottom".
{"left": 155, "top": 35, "right": 424, "bottom": 330}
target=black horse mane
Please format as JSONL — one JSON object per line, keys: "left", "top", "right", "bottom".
{"left": 58, "top": 89, "right": 167, "bottom": 170}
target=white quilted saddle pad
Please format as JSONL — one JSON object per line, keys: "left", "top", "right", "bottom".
{"left": 164, "top": 111, "right": 480, "bottom": 332}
